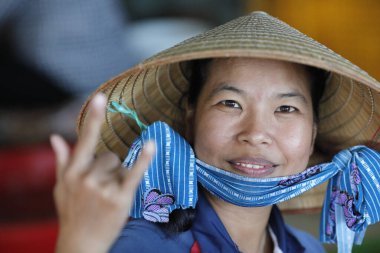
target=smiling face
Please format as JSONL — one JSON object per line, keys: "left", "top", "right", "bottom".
{"left": 187, "top": 58, "right": 316, "bottom": 178}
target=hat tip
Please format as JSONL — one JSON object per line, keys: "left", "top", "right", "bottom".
{"left": 250, "top": 11, "right": 269, "bottom": 16}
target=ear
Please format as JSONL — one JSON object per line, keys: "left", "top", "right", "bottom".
{"left": 184, "top": 98, "right": 196, "bottom": 144}
{"left": 309, "top": 123, "right": 318, "bottom": 156}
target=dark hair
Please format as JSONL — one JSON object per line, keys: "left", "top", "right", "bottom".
{"left": 306, "top": 65, "right": 328, "bottom": 122}
{"left": 187, "top": 59, "right": 213, "bottom": 106}
{"left": 160, "top": 58, "right": 328, "bottom": 234}
{"left": 158, "top": 207, "right": 196, "bottom": 234}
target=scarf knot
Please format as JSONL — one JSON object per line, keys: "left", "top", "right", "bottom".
{"left": 321, "top": 146, "right": 380, "bottom": 252}
{"left": 123, "top": 122, "right": 197, "bottom": 222}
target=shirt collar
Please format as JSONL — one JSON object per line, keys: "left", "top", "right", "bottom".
{"left": 191, "top": 191, "right": 305, "bottom": 253}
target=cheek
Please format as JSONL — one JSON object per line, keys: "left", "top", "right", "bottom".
{"left": 279, "top": 120, "right": 314, "bottom": 172}
{"left": 193, "top": 113, "right": 231, "bottom": 162}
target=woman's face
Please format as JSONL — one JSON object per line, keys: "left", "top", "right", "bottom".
{"left": 188, "top": 58, "right": 316, "bottom": 178}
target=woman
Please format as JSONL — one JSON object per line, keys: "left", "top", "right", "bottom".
{"left": 52, "top": 12, "right": 380, "bottom": 253}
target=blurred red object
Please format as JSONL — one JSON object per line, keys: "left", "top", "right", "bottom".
{"left": 0, "top": 219, "right": 58, "bottom": 253}
{"left": 0, "top": 143, "right": 58, "bottom": 252}
{"left": 0, "top": 143, "right": 56, "bottom": 220}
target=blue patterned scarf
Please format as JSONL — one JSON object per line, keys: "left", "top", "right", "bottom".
{"left": 122, "top": 121, "right": 380, "bottom": 253}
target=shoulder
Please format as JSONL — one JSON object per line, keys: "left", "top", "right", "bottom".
{"left": 108, "top": 219, "right": 194, "bottom": 253}
{"left": 285, "top": 225, "right": 326, "bottom": 253}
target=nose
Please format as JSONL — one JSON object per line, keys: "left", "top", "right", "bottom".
{"left": 236, "top": 114, "right": 273, "bottom": 146}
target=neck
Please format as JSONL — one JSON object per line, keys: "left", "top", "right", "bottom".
{"left": 204, "top": 191, "right": 273, "bottom": 253}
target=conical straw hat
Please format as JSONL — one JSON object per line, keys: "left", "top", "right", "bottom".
{"left": 78, "top": 11, "right": 380, "bottom": 212}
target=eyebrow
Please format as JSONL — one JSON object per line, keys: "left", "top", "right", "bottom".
{"left": 208, "top": 83, "right": 309, "bottom": 104}
{"left": 276, "top": 91, "right": 308, "bottom": 104}
{"left": 208, "top": 83, "right": 244, "bottom": 99}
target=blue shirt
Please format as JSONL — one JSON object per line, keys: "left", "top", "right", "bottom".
{"left": 110, "top": 193, "right": 325, "bottom": 253}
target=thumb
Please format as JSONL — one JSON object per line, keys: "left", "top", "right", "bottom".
{"left": 122, "top": 141, "right": 155, "bottom": 194}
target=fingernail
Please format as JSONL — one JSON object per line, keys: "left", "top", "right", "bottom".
{"left": 144, "top": 141, "right": 156, "bottom": 154}
{"left": 50, "top": 134, "right": 57, "bottom": 145}
{"left": 50, "top": 134, "right": 59, "bottom": 150}
{"left": 92, "top": 93, "right": 106, "bottom": 107}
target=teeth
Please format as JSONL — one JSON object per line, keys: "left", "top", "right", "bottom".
{"left": 236, "top": 162, "right": 265, "bottom": 169}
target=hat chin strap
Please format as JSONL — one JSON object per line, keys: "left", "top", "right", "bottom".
{"left": 195, "top": 158, "right": 331, "bottom": 207}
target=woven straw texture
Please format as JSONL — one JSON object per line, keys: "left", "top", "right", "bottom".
{"left": 78, "top": 11, "right": 380, "bottom": 212}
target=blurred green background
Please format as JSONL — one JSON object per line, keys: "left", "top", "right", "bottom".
{"left": 285, "top": 212, "right": 380, "bottom": 252}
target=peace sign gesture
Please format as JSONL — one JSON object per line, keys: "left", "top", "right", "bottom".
{"left": 51, "top": 94, "right": 155, "bottom": 253}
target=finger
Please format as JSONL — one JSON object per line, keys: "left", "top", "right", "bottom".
{"left": 70, "top": 94, "right": 106, "bottom": 172}
{"left": 121, "top": 141, "right": 155, "bottom": 193}
{"left": 50, "top": 134, "right": 70, "bottom": 181}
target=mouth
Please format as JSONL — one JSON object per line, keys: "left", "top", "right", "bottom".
{"left": 229, "top": 158, "right": 277, "bottom": 178}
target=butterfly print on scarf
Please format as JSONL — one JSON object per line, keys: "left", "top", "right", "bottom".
{"left": 278, "top": 165, "right": 321, "bottom": 187}
{"left": 326, "top": 163, "right": 363, "bottom": 236}
{"left": 142, "top": 188, "right": 175, "bottom": 223}
{"left": 326, "top": 189, "right": 363, "bottom": 235}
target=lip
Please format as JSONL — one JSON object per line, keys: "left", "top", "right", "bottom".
{"left": 229, "top": 158, "right": 277, "bottom": 178}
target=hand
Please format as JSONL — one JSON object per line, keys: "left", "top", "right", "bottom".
{"left": 51, "top": 94, "right": 155, "bottom": 253}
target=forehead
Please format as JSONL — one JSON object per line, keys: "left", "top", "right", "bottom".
{"left": 206, "top": 57, "right": 309, "bottom": 87}
{"left": 202, "top": 58, "right": 309, "bottom": 94}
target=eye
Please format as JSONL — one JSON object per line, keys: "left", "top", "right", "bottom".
{"left": 275, "top": 105, "right": 297, "bottom": 113}
{"left": 220, "top": 100, "right": 241, "bottom": 109}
